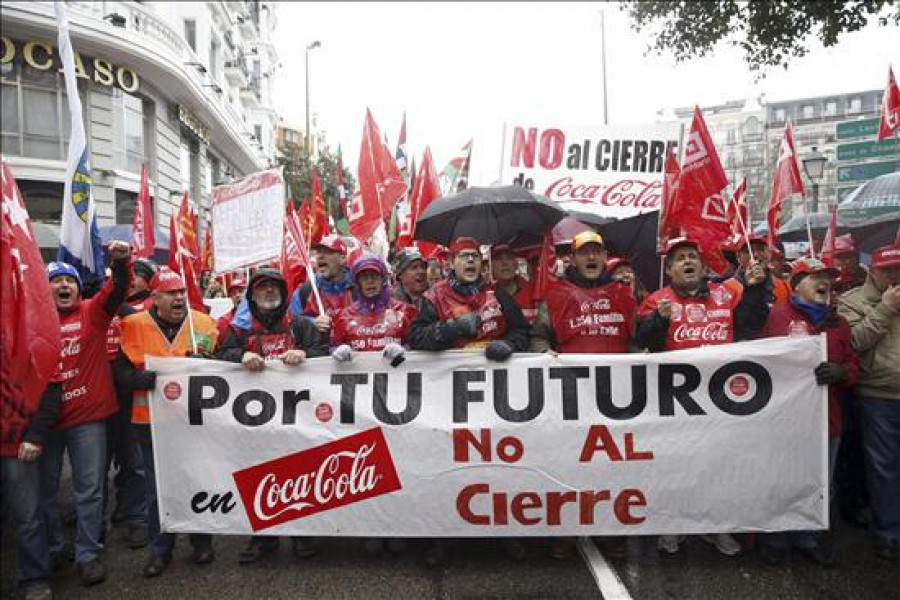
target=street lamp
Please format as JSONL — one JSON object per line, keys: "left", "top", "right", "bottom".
{"left": 305, "top": 41, "right": 321, "bottom": 155}
{"left": 802, "top": 146, "right": 827, "bottom": 214}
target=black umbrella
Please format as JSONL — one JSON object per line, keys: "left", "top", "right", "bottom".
{"left": 414, "top": 185, "right": 566, "bottom": 246}
{"left": 595, "top": 212, "right": 662, "bottom": 293}
{"left": 777, "top": 212, "right": 849, "bottom": 242}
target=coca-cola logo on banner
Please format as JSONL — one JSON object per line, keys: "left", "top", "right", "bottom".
{"left": 232, "top": 428, "right": 402, "bottom": 532}
{"left": 673, "top": 322, "right": 730, "bottom": 344}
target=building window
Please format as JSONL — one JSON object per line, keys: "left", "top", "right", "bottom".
{"left": 774, "top": 108, "right": 786, "bottom": 123}
{"left": 209, "top": 36, "right": 219, "bottom": 81}
{"left": 254, "top": 124, "right": 262, "bottom": 145}
{"left": 116, "top": 189, "right": 138, "bottom": 224}
{"left": 848, "top": 97, "right": 862, "bottom": 114}
{"left": 184, "top": 19, "right": 197, "bottom": 52}
{"left": 180, "top": 135, "right": 200, "bottom": 202}
{"left": 802, "top": 104, "right": 815, "bottom": 119}
{"left": 0, "top": 62, "right": 76, "bottom": 160}
{"left": 824, "top": 100, "right": 837, "bottom": 117}
{"left": 112, "top": 89, "right": 150, "bottom": 173}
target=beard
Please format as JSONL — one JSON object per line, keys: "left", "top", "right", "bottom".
{"left": 256, "top": 297, "right": 282, "bottom": 311}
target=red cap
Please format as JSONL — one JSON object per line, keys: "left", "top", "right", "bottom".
{"left": 448, "top": 237, "right": 480, "bottom": 255}
{"left": 833, "top": 234, "right": 857, "bottom": 256}
{"left": 490, "top": 243, "right": 517, "bottom": 258}
{"left": 790, "top": 257, "right": 839, "bottom": 280}
{"left": 313, "top": 234, "right": 347, "bottom": 255}
{"left": 662, "top": 237, "right": 699, "bottom": 256}
{"left": 870, "top": 245, "right": 900, "bottom": 268}
{"left": 227, "top": 277, "right": 247, "bottom": 291}
{"left": 151, "top": 268, "right": 186, "bottom": 293}
{"left": 738, "top": 234, "right": 768, "bottom": 250}
{"left": 605, "top": 256, "right": 630, "bottom": 273}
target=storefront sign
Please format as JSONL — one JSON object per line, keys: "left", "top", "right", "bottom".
{"left": 0, "top": 36, "right": 139, "bottom": 94}
{"left": 178, "top": 105, "right": 210, "bottom": 144}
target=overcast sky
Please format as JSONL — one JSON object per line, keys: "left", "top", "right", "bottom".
{"left": 271, "top": 2, "right": 899, "bottom": 184}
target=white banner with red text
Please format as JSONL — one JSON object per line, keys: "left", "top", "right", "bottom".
{"left": 210, "top": 168, "right": 285, "bottom": 274}
{"left": 499, "top": 122, "right": 683, "bottom": 219}
{"left": 148, "top": 335, "right": 827, "bottom": 537}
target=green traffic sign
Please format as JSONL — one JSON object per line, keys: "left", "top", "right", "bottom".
{"left": 836, "top": 117, "right": 880, "bottom": 140}
{"left": 837, "top": 159, "right": 900, "bottom": 182}
{"left": 837, "top": 187, "right": 858, "bottom": 203}
{"left": 836, "top": 137, "right": 900, "bottom": 161}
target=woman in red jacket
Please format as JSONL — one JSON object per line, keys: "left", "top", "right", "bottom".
{"left": 759, "top": 256, "right": 860, "bottom": 567}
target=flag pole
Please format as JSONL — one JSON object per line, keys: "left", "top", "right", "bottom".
{"left": 731, "top": 194, "right": 755, "bottom": 263}
{"left": 174, "top": 228, "right": 199, "bottom": 355}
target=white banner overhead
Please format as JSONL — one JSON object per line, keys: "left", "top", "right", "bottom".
{"left": 148, "top": 336, "right": 827, "bottom": 537}
{"left": 499, "top": 122, "right": 683, "bottom": 219}
{"left": 211, "top": 169, "right": 285, "bottom": 274}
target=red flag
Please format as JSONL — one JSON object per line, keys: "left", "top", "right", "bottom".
{"left": 353, "top": 108, "right": 408, "bottom": 240}
{"left": 309, "top": 171, "right": 329, "bottom": 244}
{"left": 820, "top": 205, "right": 839, "bottom": 268}
{"left": 281, "top": 207, "right": 310, "bottom": 297}
{"left": 1, "top": 160, "right": 61, "bottom": 410}
{"left": 201, "top": 226, "right": 213, "bottom": 273}
{"left": 297, "top": 196, "right": 312, "bottom": 245}
{"left": 657, "top": 146, "right": 682, "bottom": 253}
{"left": 396, "top": 146, "right": 441, "bottom": 257}
{"left": 169, "top": 205, "right": 205, "bottom": 312}
{"left": 767, "top": 120, "right": 805, "bottom": 248}
{"left": 532, "top": 231, "right": 557, "bottom": 302}
{"left": 726, "top": 177, "right": 749, "bottom": 248}
{"left": 669, "top": 108, "right": 732, "bottom": 273}
{"left": 132, "top": 163, "right": 155, "bottom": 258}
{"left": 878, "top": 65, "right": 900, "bottom": 141}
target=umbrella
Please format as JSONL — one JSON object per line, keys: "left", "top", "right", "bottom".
{"left": 777, "top": 212, "right": 849, "bottom": 242}
{"left": 414, "top": 185, "right": 566, "bottom": 246}
{"left": 594, "top": 212, "right": 662, "bottom": 293}
{"left": 566, "top": 210, "right": 617, "bottom": 229}
{"left": 837, "top": 172, "right": 900, "bottom": 252}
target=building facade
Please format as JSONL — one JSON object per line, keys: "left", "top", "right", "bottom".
{"left": 1, "top": 0, "right": 280, "bottom": 252}
{"left": 665, "top": 89, "right": 896, "bottom": 225}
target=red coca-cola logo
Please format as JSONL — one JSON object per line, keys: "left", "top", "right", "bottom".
{"left": 232, "top": 428, "right": 402, "bottom": 532}
{"left": 729, "top": 376, "right": 749, "bottom": 397}
{"left": 543, "top": 177, "right": 661, "bottom": 209}
{"left": 672, "top": 322, "right": 730, "bottom": 343}
{"left": 163, "top": 381, "right": 182, "bottom": 401}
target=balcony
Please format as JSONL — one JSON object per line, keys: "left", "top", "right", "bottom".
{"left": 224, "top": 54, "right": 249, "bottom": 86}
{"left": 240, "top": 76, "right": 262, "bottom": 107}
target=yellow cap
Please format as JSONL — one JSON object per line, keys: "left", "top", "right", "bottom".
{"left": 572, "top": 231, "right": 605, "bottom": 251}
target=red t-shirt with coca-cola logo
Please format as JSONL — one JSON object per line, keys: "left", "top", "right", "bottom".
{"left": 331, "top": 299, "right": 417, "bottom": 352}
{"left": 425, "top": 281, "right": 508, "bottom": 349}
{"left": 544, "top": 278, "right": 635, "bottom": 353}
{"left": 639, "top": 282, "right": 740, "bottom": 351}
{"left": 56, "top": 279, "right": 120, "bottom": 430}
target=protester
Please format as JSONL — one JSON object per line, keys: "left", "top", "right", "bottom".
{"left": 410, "top": 236, "right": 530, "bottom": 566}
{"left": 769, "top": 244, "right": 788, "bottom": 280}
{"left": 832, "top": 235, "right": 868, "bottom": 295}
{"left": 426, "top": 258, "right": 444, "bottom": 286}
{"left": 39, "top": 242, "right": 132, "bottom": 587}
{"left": 2, "top": 367, "right": 61, "bottom": 600}
{"left": 392, "top": 247, "right": 429, "bottom": 306}
{"left": 490, "top": 244, "right": 538, "bottom": 324}
{"left": 606, "top": 256, "right": 648, "bottom": 305}
{"left": 837, "top": 244, "right": 900, "bottom": 561}
{"left": 215, "top": 267, "right": 325, "bottom": 563}
{"left": 290, "top": 234, "right": 354, "bottom": 336}
{"left": 530, "top": 231, "right": 637, "bottom": 560}
{"left": 758, "top": 257, "right": 859, "bottom": 566}
{"left": 117, "top": 267, "right": 219, "bottom": 577}
{"left": 725, "top": 234, "right": 791, "bottom": 308}
{"left": 215, "top": 276, "right": 246, "bottom": 340}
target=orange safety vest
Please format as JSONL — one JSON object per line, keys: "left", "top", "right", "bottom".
{"left": 120, "top": 310, "right": 218, "bottom": 425}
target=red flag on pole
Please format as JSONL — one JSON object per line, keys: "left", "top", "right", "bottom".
{"left": 396, "top": 146, "right": 441, "bottom": 256}
{"left": 726, "top": 177, "right": 749, "bottom": 248}
{"left": 657, "top": 145, "right": 681, "bottom": 253}
{"left": 169, "top": 204, "right": 205, "bottom": 312}
{"left": 767, "top": 120, "right": 805, "bottom": 248}
{"left": 878, "top": 65, "right": 900, "bottom": 141}
{"left": 201, "top": 226, "right": 213, "bottom": 273}
{"left": 281, "top": 207, "right": 310, "bottom": 297}
{"left": 1, "top": 160, "right": 61, "bottom": 411}
{"left": 132, "top": 163, "right": 155, "bottom": 258}
{"left": 353, "top": 108, "right": 408, "bottom": 240}
{"left": 819, "top": 205, "right": 839, "bottom": 268}
{"left": 531, "top": 231, "right": 557, "bottom": 302}
{"left": 310, "top": 171, "right": 329, "bottom": 243}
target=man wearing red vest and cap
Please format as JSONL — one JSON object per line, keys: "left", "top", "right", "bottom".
{"left": 117, "top": 267, "right": 219, "bottom": 577}
{"left": 838, "top": 244, "right": 900, "bottom": 560}
{"left": 290, "top": 234, "right": 354, "bottom": 336}
{"left": 758, "top": 256, "right": 859, "bottom": 566}
{"left": 409, "top": 237, "right": 530, "bottom": 566}
{"left": 490, "top": 244, "right": 539, "bottom": 325}
{"left": 637, "top": 237, "right": 768, "bottom": 558}
{"left": 40, "top": 241, "right": 132, "bottom": 588}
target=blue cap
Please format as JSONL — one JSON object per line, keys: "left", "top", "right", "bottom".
{"left": 46, "top": 261, "right": 82, "bottom": 291}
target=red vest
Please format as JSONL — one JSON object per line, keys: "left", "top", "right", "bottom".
{"left": 425, "top": 280, "right": 507, "bottom": 349}
{"left": 302, "top": 288, "right": 353, "bottom": 318}
{"left": 244, "top": 313, "right": 298, "bottom": 360}
{"left": 639, "top": 282, "right": 740, "bottom": 351}
{"left": 544, "top": 278, "right": 635, "bottom": 354}
{"left": 332, "top": 299, "right": 417, "bottom": 352}
{"left": 56, "top": 284, "right": 119, "bottom": 429}
{"left": 510, "top": 277, "right": 539, "bottom": 325}
{"left": 216, "top": 307, "right": 236, "bottom": 342}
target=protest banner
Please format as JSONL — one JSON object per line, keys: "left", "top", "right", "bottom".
{"left": 148, "top": 336, "right": 827, "bottom": 537}
{"left": 499, "top": 122, "right": 682, "bottom": 219}
{"left": 211, "top": 169, "right": 285, "bottom": 274}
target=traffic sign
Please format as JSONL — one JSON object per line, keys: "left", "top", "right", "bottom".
{"left": 837, "top": 159, "right": 900, "bottom": 182}
{"left": 836, "top": 137, "right": 900, "bottom": 161}
{"left": 836, "top": 117, "right": 880, "bottom": 140}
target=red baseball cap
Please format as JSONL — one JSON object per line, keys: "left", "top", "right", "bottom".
{"left": 313, "top": 234, "right": 347, "bottom": 255}
{"left": 152, "top": 268, "right": 186, "bottom": 293}
{"left": 605, "top": 256, "right": 630, "bottom": 273}
{"left": 790, "top": 257, "right": 839, "bottom": 280}
{"left": 738, "top": 234, "right": 768, "bottom": 250}
{"left": 833, "top": 234, "right": 857, "bottom": 256}
{"left": 870, "top": 245, "right": 900, "bottom": 268}
{"left": 662, "top": 237, "right": 699, "bottom": 256}
{"left": 227, "top": 277, "right": 247, "bottom": 291}
{"left": 449, "top": 237, "right": 480, "bottom": 255}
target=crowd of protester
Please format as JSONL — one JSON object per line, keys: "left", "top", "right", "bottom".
{"left": 3, "top": 228, "right": 899, "bottom": 600}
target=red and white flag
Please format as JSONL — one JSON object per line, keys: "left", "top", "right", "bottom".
{"left": 657, "top": 145, "right": 682, "bottom": 253}
{"left": 767, "top": 120, "right": 805, "bottom": 248}
{"left": 132, "top": 163, "right": 155, "bottom": 258}
{"left": 878, "top": 65, "right": 900, "bottom": 141}
{"left": 169, "top": 196, "right": 204, "bottom": 312}
{"left": 819, "top": 205, "right": 839, "bottom": 268}
{"left": 353, "top": 108, "right": 407, "bottom": 240}
{"left": 281, "top": 203, "right": 310, "bottom": 296}
{"left": 397, "top": 146, "right": 441, "bottom": 257}
{"left": 309, "top": 171, "right": 329, "bottom": 244}
{"left": 1, "top": 160, "right": 61, "bottom": 409}
{"left": 726, "top": 177, "right": 749, "bottom": 248}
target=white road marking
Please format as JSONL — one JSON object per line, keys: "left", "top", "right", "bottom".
{"left": 577, "top": 536, "right": 633, "bottom": 600}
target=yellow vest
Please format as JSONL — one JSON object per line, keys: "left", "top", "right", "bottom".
{"left": 120, "top": 310, "right": 218, "bottom": 424}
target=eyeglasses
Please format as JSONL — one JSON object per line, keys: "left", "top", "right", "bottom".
{"left": 456, "top": 251, "right": 481, "bottom": 261}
